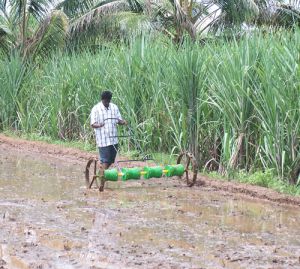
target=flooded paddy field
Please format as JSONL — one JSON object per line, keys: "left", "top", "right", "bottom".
{"left": 0, "top": 136, "right": 300, "bottom": 269}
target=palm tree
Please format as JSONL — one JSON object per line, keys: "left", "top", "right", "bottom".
{"left": 194, "top": 0, "right": 300, "bottom": 36}
{"left": 152, "top": 0, "right": 300, "bottom": 41}
{"left": 256, "top": 0, "right": 300, "bottom": 27}
{"left": 0, "top": 0, "right": 68, "bottom": 59}
{"left": 137, "top": 0, "right": 258, "bottom": 42}
{"left": 1, "top": 0, "right": 299, "bottom": 53}
{"left": 56, "top": 0, "right": 153, "bottom": 47}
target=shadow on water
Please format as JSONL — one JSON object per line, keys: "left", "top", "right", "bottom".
{"left": 0, "top": 149, "right": 300, "bottom": 268}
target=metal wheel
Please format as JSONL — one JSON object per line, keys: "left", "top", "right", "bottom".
{"left": 85, "top": 158, "right": 100, "bottom": 189}
{"left": 177, "top": 152, "right": 198, "bottom": 187}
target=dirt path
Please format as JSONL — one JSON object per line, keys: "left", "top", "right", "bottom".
{"left": 1, "top": 134, "right": 300, "bottom": 269}
{"left": 1, "top": 134, "right": 299, "bottom": 207}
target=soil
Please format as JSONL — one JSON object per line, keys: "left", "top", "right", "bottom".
{"left": 0, "top": 134, "right": 300, "bottom": 269}
{"left": 1, "top": 134, "right": 299, "bottom": 207}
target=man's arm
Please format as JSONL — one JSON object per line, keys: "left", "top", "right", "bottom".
{"left": 117, "top": 119, "right": 127, "bottom": 125}
{"left": 90, "top": 106, "right": 104, "bottom": 128}
{"left": 91, "top": 123, "right": 105, "bottom": 128}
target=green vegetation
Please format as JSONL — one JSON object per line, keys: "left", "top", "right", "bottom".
{"left": 1, "top": 0, "right": 300, "bottom": 193}
{"left": 1, "top": 32, "right": 299, "bottom": 189}
{"left": 206, "top": 170, "right": 300, "bottom": 196}
{"left": 2, "top": 130, "right": 96, "bottom": 152}
{"left": 1, "top": 0, "right": 300, "bottom": 56}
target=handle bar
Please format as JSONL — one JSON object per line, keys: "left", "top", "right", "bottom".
{"left": 102, "top": 117, "right": 133, "bottom": 138}
{"left": 103, "top": 117, "right": 121, "bottom": 122}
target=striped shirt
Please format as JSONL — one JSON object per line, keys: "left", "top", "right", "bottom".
{"left": 90, "top": 102, "right": 123, "bottom": 147}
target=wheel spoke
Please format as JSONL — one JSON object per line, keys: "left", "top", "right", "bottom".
{"left": 85, "top": 158, "right": 99, "bottom": 189}
{"left": 89, "top": 176, "right": 96, "bottom": 188}
{"left": 185, "top": 157, "right": 191, "bottom": 171}
{"left": 177, "top": 152, "right": 197, "bottom": 187}
{"left": 99, "top": 178, "right": 105, "bottom": 192}
{"left": 93, "top": 160, "right": 97, "bottom": 175}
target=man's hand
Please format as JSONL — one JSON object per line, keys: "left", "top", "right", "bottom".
{"left": 91, "top": 123, "right": 105, "bottom": 129}
{"left": 118, "top": 119, "right": 127, "bottom": 125}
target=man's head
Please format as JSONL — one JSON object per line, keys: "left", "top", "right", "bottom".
{"left": 101, "top": 90, "right": 112, "bottom": 108}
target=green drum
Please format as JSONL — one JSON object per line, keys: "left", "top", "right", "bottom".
{"left": 104, "top": 169, "right": 118, "bottom": 181}
{"left": 143, "top": 166, "right": 163, "bottom": 179}
{"left": 164, "top": 164, "right": 185, "bottom": 177}
{"left": 121, "top": 167, "right": 141, "bottom": 181}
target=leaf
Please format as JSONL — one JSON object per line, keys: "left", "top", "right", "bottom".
{"left": 69, "top": 0, "right": 130, "bottom": 36}
{"left": 25, "top": 10, "right": 68, "bottom": 60}
{"left": 55, "top": 0, "right": 95, "bottom": 18}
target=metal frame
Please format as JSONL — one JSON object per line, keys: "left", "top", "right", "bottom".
{"left": 85, "top": 118, "right": 198, "bottom": 191}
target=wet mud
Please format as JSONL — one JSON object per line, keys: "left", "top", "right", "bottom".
{"left": 0, "top": 135, "right": 300, "bottom": 268}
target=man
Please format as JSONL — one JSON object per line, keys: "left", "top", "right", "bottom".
{"left": 90, "top": 90, "right": 127, "bottom": 170}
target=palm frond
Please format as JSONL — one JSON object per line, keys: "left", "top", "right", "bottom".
{"left": 5, "top": 0, "right": 55, "bottom": 20}
{"left": 28, "top": 0, "right": 54, "bottom": 20}
{"left": 150, "top": 0, "right": 174, "bottom": 22}
{"left": 0, "top": 0, "right": 9, "bottom": 17}
{"left": 116, "top": 11, "right": 152, "bottom": 35}
{"left": 274, "top": 1, "right": 300, "bottom": 26}
{"left": 0, "top": 25, "right": 10, "bottom": 54}
{"left": 127, "top": 0, "right": 144, "bottom": 13}
{"left": 69, "top": 0, "right": 130, "bottom": 36}
{"left": 25, "top": 10, "right": 68, "bottom": 60}
{"left": 55, "top": 0, "right": 96, "bottom": 18}
{"left": 213, "top": 0, "right": 259, "bottom": 25}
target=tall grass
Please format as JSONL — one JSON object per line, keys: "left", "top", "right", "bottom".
{"left": 0, "top": 31, "right": 299, "bottom": 184}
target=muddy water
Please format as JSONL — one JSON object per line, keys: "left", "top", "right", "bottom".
{"left": 0, "top": 149, "right": 300, "bottom": 269}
